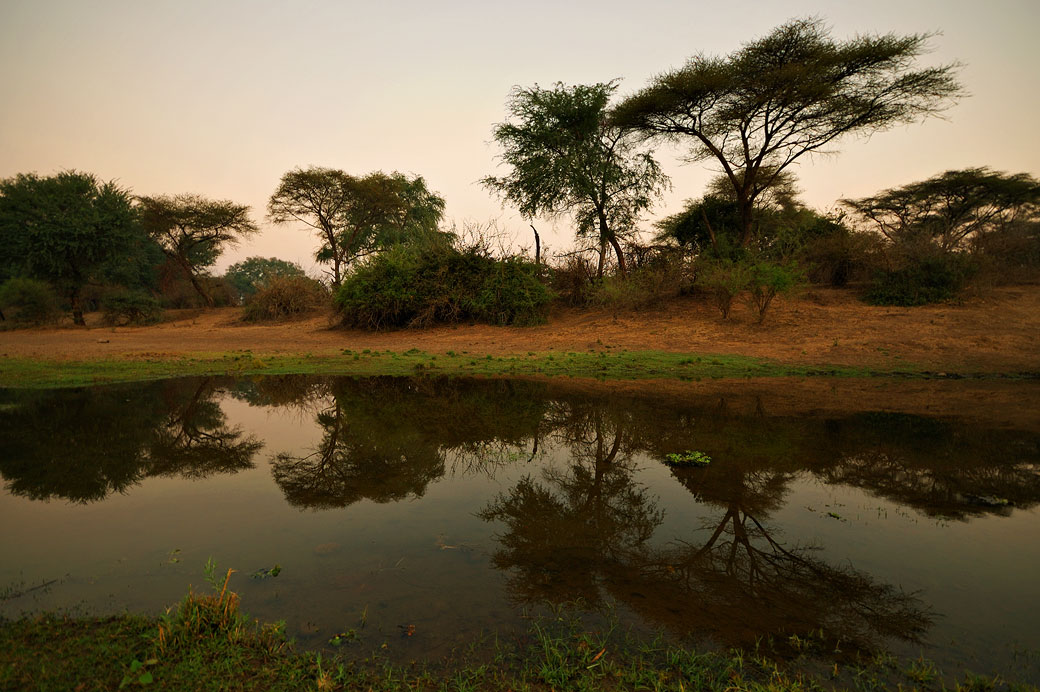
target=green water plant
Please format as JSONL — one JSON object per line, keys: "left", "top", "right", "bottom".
{"left": 664, "top": 450, "right": 712, "bottom": 467}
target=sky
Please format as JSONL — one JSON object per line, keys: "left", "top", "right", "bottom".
{"left": 1, "top": 0, "right": 1038, "bottom": 275}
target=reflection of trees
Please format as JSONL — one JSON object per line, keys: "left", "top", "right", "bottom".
{"left": 0, "top": 378, "right": 262, "bottom": 503}
{"left": 269, "top": 377, "right": 548, "bottom": 509}
{"left": 479, "top": 404, "right": 663, "bottom": 605}
{"left": 809, "top": 414, "right": 1040, "bottom": 519}
{"left": 147, "top": 378, "right": 263, "bottom": 478}
{"left": 481, "top": 401, "right": 932, "bottom": 655}
{"left": 627, "top": 465, "right": 931, "bottom": 654}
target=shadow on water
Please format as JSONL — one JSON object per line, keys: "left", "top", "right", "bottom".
{"left": 1, "top": 375, "right": 1038, "bottom": 676}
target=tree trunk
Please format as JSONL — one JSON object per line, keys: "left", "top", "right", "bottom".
{"left": 177, "top": 255, "right": 214, "bottom": 308}
{"left": 529, "top": 224, "right": 541, "bottom": 265}
{"left": 608, "top": 235, "right": 628, "bottom": 278}
{"left": 70, "top": 289, "right": 85, "bottom": 326}
{"left": 599, "top": 213, "right": 627, "bottom": 277}
{"left": 596, "top": 238, "right": 606, "bottom": 279}
{"left": 738, "top": 196, "right": 755, "bottom": 249}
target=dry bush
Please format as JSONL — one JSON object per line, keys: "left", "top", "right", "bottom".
{"left": 242, "top": 276, "right": 329, "bottom": 322}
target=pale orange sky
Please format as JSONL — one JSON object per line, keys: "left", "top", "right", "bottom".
{"left": 2, "top": 0, "right": 1037, "bottom": 275}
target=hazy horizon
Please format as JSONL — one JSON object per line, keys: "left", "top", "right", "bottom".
{"left": 2, "top": 0, "right": 1038, "bottom": 277}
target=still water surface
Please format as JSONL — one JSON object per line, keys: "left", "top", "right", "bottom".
{"left": 1, "top": 376, "right": 1038, "bottom": 680}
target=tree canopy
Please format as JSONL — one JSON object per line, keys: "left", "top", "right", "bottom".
{"left": 0, "top": 170, "right": 144, "bottom": 324}
{"left": 267, "top": 167, "right": 448, "bottom": 287}
{"left": 841, "top": 167, "right": 1040, "bottom": 253}
{"left": 224, "top": 256, "right": 307, "bottom": 303}
{"left": 612, "top": 18, "right": 962, "bottom": 249}
{"left": 137, "top": 193, "right": 258, "bottom": 307}
{"left": 483, "top": 81, "right": 669, "bottom": 277}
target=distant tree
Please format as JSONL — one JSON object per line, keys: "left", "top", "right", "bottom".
{"left": 0, "top": 171, "right": 143, "bottom": 325}
{"left": 224, "top": 256, "right": 307, "bottom": 303}
{"left": 613, "top": 18, "right": 962, "bottom": 249}
{"left": 841, "top": 167, "right": 1040, "bottom": 254}
{"left": 137, "top": 194, "right": 258, "bottom": 307}
{"left": 267, "top": 167, "right": 449, "bottom": 287}
{"left": 483, "top": 81, "right": 669, "bottom": 277}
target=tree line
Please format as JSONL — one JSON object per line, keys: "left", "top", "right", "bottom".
{"left": 2, "top": 18, "right": 1038, "bottom": 327}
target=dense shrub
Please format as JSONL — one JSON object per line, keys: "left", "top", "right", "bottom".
{"left": 0, "top": 277, "right": 61, "bottom": 325}
{"left": 549, "top": 255, "right": 596, "bottom": 307}
{"left": 336, "top": 246, "right": 551, "bottom": 329}
{"left": 242, "top": 276, "right": 329, "bottom": 322}
{"left": 100, "top": 289, "right": 163, "bottom": 326}
{"left": 745, "top": 259, "right": 804, "bottom": 323}
{"left": 800, "top": 229, "right": 884, "bottom": 286}
{"left": 866, "top": 254, "right": 977, "bottom": 306}
{"left": 695, "top": 259, "right": 752, "bottom": 319}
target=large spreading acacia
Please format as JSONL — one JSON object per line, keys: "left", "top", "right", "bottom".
{"left": 841, "top": 167, "right": 1040, "bottom": 253}
{"left": 137, "top": 194, "right": 257, "bottom": 307}
{"left": 0, "top": 171, "right": 141, "bottom": 325}
{"left": 483, "top": 82, "right": 668, "bottom": 277}
{"left": 267, "top": 167, "right": 448, "bottom": 287}
{"left": 612, "top": 18, "right": 962, "bottom": 248}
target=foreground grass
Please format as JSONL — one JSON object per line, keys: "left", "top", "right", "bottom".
{"left": 0, "top": 346, "right": 996, "bottom": 389}
{"left": 3, "top": 609, "right": 1031, "bottom": 692}
{"left": 2, "top": 563, "right": 1034, "bottom": 692}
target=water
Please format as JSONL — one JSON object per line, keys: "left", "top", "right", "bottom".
{"left": 1, "top": 375, "right": 1038, "bottom": 681}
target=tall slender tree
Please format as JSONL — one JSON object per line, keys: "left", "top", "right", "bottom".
{"left": 483, "top": 81, "right": 668, "bottom": 277}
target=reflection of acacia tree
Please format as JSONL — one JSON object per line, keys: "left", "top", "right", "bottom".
{"left": 270, "top": 377, "right": 551, "bottom": 509}
{"left": 271, "top": 392, "right": 445, "bottom": 509}
{"left": 632, "top": 467, "right": 931, "bottom": 654}
{"left": 480, "top": 404, "right": 663, "bottom": 605}
{"left": 147, "top": 378, "right": 263, "bottom": 478}
{"left": 809, "top": 414, "right": 1040, "bottom": 519}
{"left": 482, "top": 403, "right": 930, "bottom": 655}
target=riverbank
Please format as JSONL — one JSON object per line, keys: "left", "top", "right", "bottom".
{"left": 1, "top": 287, "right": 1037, "bottom": 385}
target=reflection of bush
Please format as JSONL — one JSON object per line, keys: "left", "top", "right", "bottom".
{"left": 269, "top": 377, "right": 550, "bottom": 508}
{"left": 0, "top": 378, "right": 262, "bottom": 503}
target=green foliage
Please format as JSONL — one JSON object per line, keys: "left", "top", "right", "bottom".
{"left": 614, "top": 18, "right": 961, "bottom": 247}
{"left": 665, "top": 450, "right": 712, "bottom": 467}
{"left": 0, "top": 170, "right": 146, "bottom": 324}
{"left": 101, "top": 289, "right": 164, "bottom": 326}
{"left": 336, "top": 245, "right": 552, "bottom": 329}
{"left": 745, "top": 259, "right": 804, "bottom": 323}
{"left": 241, "top": 276, "right": 328, "bottom": 322}
{"left": 0, "top": 277, "right": 61, "bottom": 325}
{"left": 842, "top": 168, "right": 1040, "bottom": 254}
{"left": 224, "top": 257, "right": 306, "bottom": 303}
{"left": 867, "top": 254, "right": 977, "bottom": 306}
{"left": 137, "top": 194, "right": 258, "bottom": 308}
{"left": 267, "top": 167, "right": 450, "bottom": 287}
{"left": 696, "top": 259, "right": 753, "bottom": 319}
{"left": 484, "top": 81, "right": 668, "bottom": 275}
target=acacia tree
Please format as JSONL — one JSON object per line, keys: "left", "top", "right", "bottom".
{"left": 0, "top": 171, "right": 143, "bottom": 325}
{"left": 612, "top": 18, "right": 962, "bottom": 249}
{"left": 267, "top": 167, "right": 448, "bottom": 287}
{"left": 483, "top": 81, "right": 669, "bottom": 277}
{"left": 841, "top": 168, "right": 1040, "bottom": 253}
{"left": 137, "top": 194, "right": 257, "bottom": 307}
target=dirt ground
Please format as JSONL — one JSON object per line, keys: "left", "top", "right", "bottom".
{"left": 1, "top": 286, "right": 1037, "bottom": 374}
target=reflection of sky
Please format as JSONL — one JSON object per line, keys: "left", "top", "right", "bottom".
{"left": 1, "top": 0, "right": 1037, "bottom": 275}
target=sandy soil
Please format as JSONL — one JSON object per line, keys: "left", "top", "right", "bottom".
{"left": 1, "top": 286, "right": 1037, "bottom": 373}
